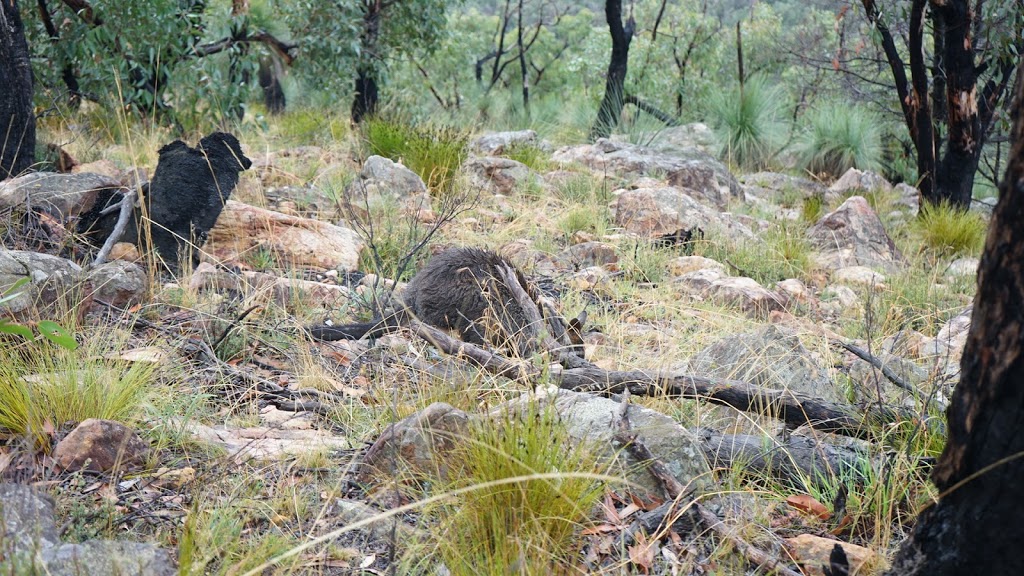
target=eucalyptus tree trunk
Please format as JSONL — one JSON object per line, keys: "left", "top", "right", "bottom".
{"left": 1, "top": 0, "right": 36, "bottom": 179}
{"left": 886, "top": 63, "right": 1024, "bottom": 574}
{"left": 589, "top": 0, "right": 632, "bottom": 141}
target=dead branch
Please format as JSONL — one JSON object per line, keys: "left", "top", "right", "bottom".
{"left": 698, "top": 429, "right": 871, "bottom": 490}
{"left": 397, "top": 319, "right": 934, "bottom": 440}
{"left": 617, "top": 401, "right": 801, "bottom": 576}
{"left": 91, "top": 189, "right": 135, "bottom": 267}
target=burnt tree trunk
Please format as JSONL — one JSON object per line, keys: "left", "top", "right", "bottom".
{"left": 258, "top": 57, "right": 286, "bottom": 114}
{"left": 589, "top": 0, "right": 633, "bottom": 141}
{"left": 931, "top": 1, "right": 982, "bottom": 208}
{"left": 0, "top": 0, "right": 35, "bottom": 179}
{"left": 351, "top": 0, "right": 381, "bottom": 124}
{"left": 886, "top": 63, "right": 1024, "bottom": 574}
{"left": 862, "top": 0, "right": 1018, "bottom": 210}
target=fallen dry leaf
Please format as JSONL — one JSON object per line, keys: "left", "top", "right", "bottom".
{"left": 787, "top": 493, "right": 830, "bottom": 520}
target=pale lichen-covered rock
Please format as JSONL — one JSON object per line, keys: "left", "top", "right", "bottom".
{"left": 463, "top": 156, "right": 542, "bottom": 195}
{"left": 0, "top": 249, "right": 83, "bottom": 317}
{"left": 470, "top": 129, "right": 539, "bottom": 155}
{"left": 826, "top": 167, "right": 893, "bottom": 200}
{"left": 669, "top": 255, "right": 726, "bottom": 277}
{"left": 0, "top": 172, "right": 121, "bottom": 218}
{"left": 501, "top": 389, "right": 711, "bottom": 498}
{"left": 85, "top": 260, "right": 148, "bottom": 308}
{"left": 189, "top": 262, "right": 354, "bottom": 310}
{"left": 343, "top": 155, "right": 433, "bottom": 217}
{"left": 552, "top": 138, "right": 742, "bottom": 206}
{"left": 0, "top": 484, "right": 175, "bottom": 576}
{"left": 674, "top": 268, "right": 784, "bottom": 316}
{"left": 357, "top": 402, "right": 471, "bottom": 483}
{"left": 808, "top": 196, "right": 905, "bottom": 272}
{"left": 206, "top": 200, "right": 364, "bottom": 271}
{"left": 610, "top": 186, "right": 753, "bottom": 239}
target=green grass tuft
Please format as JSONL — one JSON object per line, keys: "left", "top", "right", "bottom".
{"left": 363, "top": 116, "right": 468, "bottom": 194}
{"left": 435, "top": 401, "right": 603, "bottom": 575}
{"left": 0, "top": 330, "right": 157, "bottom": 448}
{"left": 912, "top": 201, "right": 987, "bottom": 257}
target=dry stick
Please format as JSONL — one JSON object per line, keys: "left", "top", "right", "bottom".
{"left": 616, "top": 398, "right": 802, "bottom": 576}
{"left": 494, "top": 264, "right": 588, "bottom": 368}
{"left": 92, "top": 189, "right": 136, "bottom": 267}
{"left": 405, "top": 320, "right": 932, "bottom": 440}
{"left": 835, "top": 340, "right": 944, "bottom": 410}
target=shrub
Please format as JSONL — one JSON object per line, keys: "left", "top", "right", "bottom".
{"left": 363, "top": 117, "right": 468, "bottom": 194}
{"left": 797, "top": 102, "right": 883, "bottom": 178}
{"left": 709, "top": 74, "right": 788, "bottom": 170}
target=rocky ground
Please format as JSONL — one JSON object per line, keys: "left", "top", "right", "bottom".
{"left": 0, "top": 123, "right": 979, "bottom": 575}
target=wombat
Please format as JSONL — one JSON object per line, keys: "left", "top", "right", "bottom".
{"left": 309, "top": 247, "right": 587, "bottom": 358}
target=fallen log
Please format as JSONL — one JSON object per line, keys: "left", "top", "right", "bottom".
{"left": 400, "top": 320, "right": 939, "bottom": 441}
{"left": 697, "top": 429, "right": 870, "bottom": 490}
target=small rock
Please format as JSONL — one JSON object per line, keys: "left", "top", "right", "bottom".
{"left": 946, "top": 257, "right": 979, "bottom": 277}
{"left": 827, "top": 168, "right": 893, "bottom": 199}
{"left": 0, "top": 172, "right": 122, "bottom": 219}
{"left": 774, "top": 278, "right": 810, "bottom": 304}
{"left": 669, "top": 256, "right": 726, "bottom": 276}
{"left": 206, "top": 201, "right": 364, "bottom": 271}
{"left": 503, "top": 389, "right": 711, "bottom": 498}
{"left": 610, "top": 186, "right": 752, "bottom": 240}
{"left": 559, "top": 241, "right": 618, "bottom": 268}
{"left": 463, "top": 156, "right": 543, "bottom": 195}
{"left": 833, "top": 265, "right": 887, "bottom": 289}
{"left": 52, "top": 419, "right": 149, "bottom": 473}
{"left": 0, "top": 484, "right": 175, "bottom": 576}
{"left": 567, "top": 266, "right": 612, "bottom": 291}
{"left": 675, "top": 269, "right": 784, "bottom": 316}
{"left": 85, "top": 260, "right": 148, "bottom": 308}
{"left": 343, "top": 155, "right": 432, "bottom": 216}
{"left": 893, "top": 182, "right": 921, "bottom": 216}
{"left": 786, "top": 534, "right": 886, "bottom": 575}
{"left": 470, "top": 130, "right": 539, "bottom": 155}
{"left": 357, "top": 403, "right": 471, "bottom": 483}
{"left": 0, "top": 249, "right": 83, "bottom": 317}
{"left": 552, "top": 138, "right": 742, "bottom": 203}
{"left": 822, "top": 285, "right": 860, "bottom": 309}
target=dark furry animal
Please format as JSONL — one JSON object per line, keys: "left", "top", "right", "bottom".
{"left": 309, "top": 247, "right": 587, "bottom": 359}
{"left": 77, "top": 132, "right": 252, "bottom": 270}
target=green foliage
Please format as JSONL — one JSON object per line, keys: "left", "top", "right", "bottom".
{"left": 912, "top": 201, "right": 988, "bottom": 257}
{"left": 710, "top": 75, "right": 789, "bottom": 170}
{"left": 436, "top": 402, "right": 603, "bottom": 575}
{"left": 696, "top": 224, "right": 814, "bottom": 284}
{"left": 0, "top": 279, "right": 78, "bottom": 349}
{"left": 363, "top": 117, "right": 468, "bottom": 193}
{"left": 502, "top": 143, "right": 551, "bottom": 172}
{"left": 797, "top": 103, "right": 884, "bottom": 177}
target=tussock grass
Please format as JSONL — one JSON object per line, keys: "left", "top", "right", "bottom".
{"left": 433, "top": 400, "right": 604, "bottom": 575}
{"left": 0, "top": 327, "right": 157, "bottom": 448}
{"left": 912, "top": 201, "right": 987, "bottom": 257}
{"left": 363, "top": 116, "right": 468, "bottom": 194}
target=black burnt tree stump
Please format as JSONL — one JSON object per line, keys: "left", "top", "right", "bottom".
{"left": 886, "top": 62, "right": 1024, "bottom": 574}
